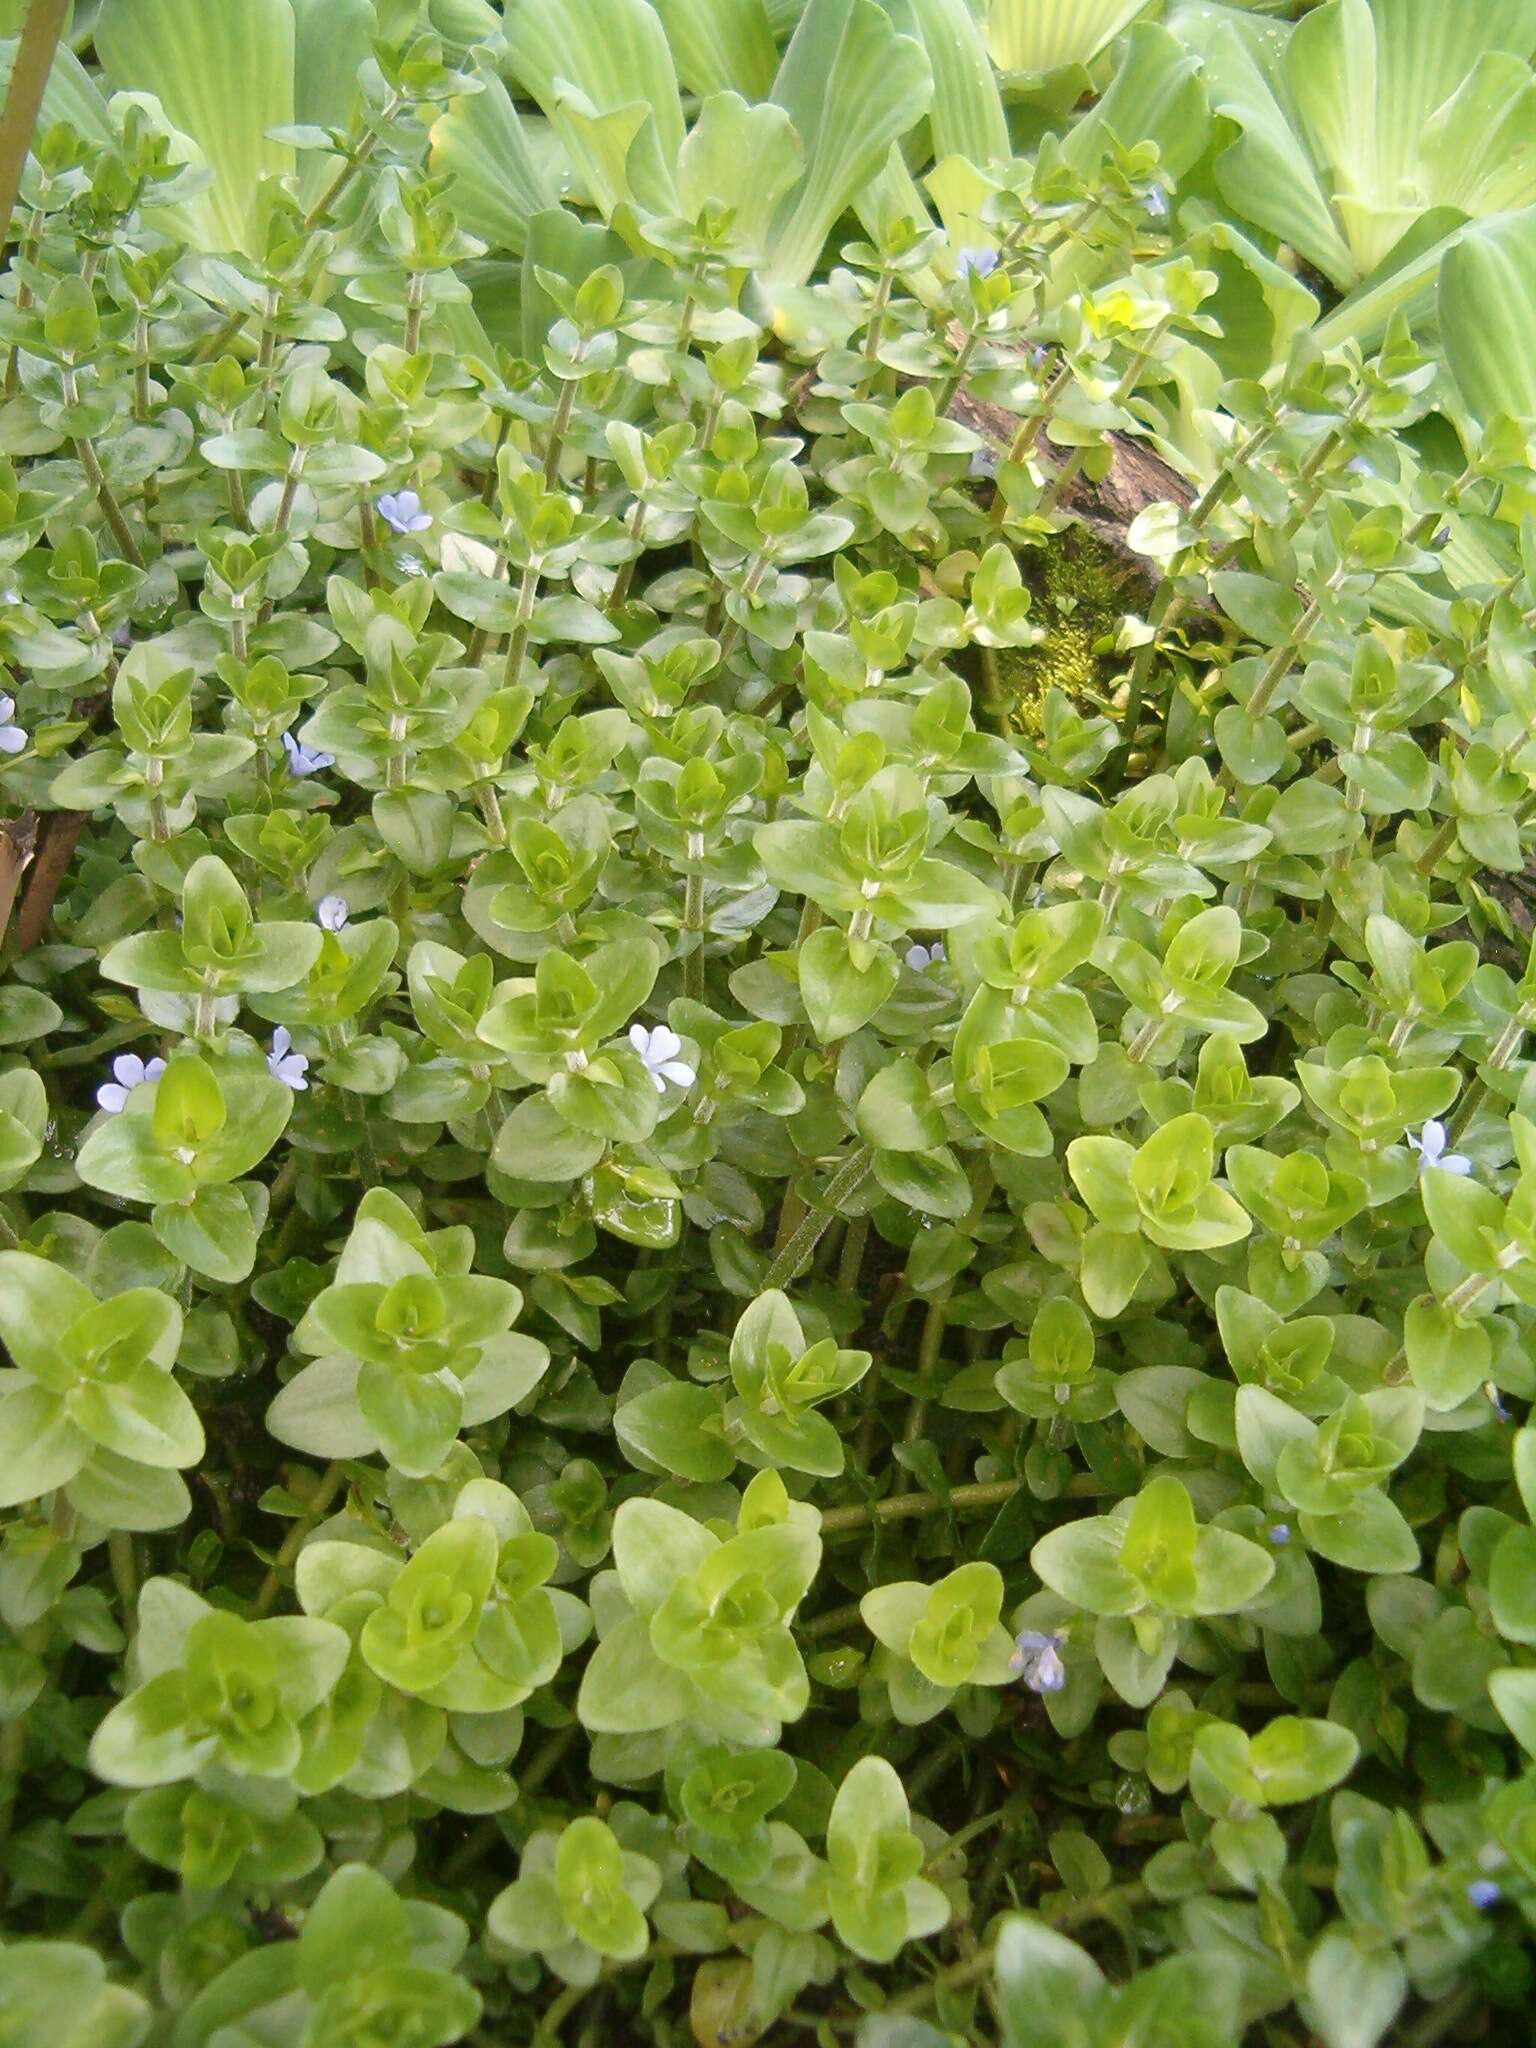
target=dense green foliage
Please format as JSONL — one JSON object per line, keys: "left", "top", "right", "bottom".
{"left": 3, "top": 1, "right": 1536, "bottom": 2045}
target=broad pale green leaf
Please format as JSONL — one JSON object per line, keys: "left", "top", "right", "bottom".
{"left": 0, "top": 1385, "right": 90, "bottom": 1507}
{"left": 429, "top": 76, "right": 553, "bottom": 255}
{"left": 1178, "top": 0, "right": 1536, "bottom": 288}
{"left": 0, "top": 35, "right": 112, "bottom": 147}
{"left": 983, "top": 0, "right": 1150, "bottom": 75}
{"left": 677, "top": 94, "right": 803, "bottom": 260}
{"left": 1440, "top": 203, "right": 1536, "bottom": 425}
{"left": 652, "top": 0, "right": 780, "bottom": 96}
{"left": 766, "top": 0, "right": 933, "bottom": 287}
{"left": 503, "top": 0, "right": 683, "bottom": 217}
{"left": 885, "top": 0, "right": 1008, "bottom": 167}
{"left": 96, "top": 0, "right": 297, "bottom": 255}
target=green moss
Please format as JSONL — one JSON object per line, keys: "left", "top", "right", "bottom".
{"left": 996, "top": 527, "right": 1131, "bottom": 735}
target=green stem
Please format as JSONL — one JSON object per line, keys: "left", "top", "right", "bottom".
{"left": 73, "top": 430, "right": 145, "bottom": 568}
{"left": 988, "top": 362, "right": 1073, "bottom": 523}
{"left": 761, "top": 1148, "right": 874, "bottom": 1292}
{"left": 543, "top": 376, "right": 577, "bottom": 488}
{"left": 818, "top": 1476, "right": 1021, "bottom": 1535}
{"left": 0, "top": 0, "right": 69, "bottom": 239}
{"left": 255, "top": 1461, "right": 345, "bottom": 1615}
{"left": 403, "top": 270, "right": 425, "bottom": 354}
{"left": 875, "top": 1882, "right": 1152, "bottom": 2022}
{"left": 108, "top": 1529, "right": 138, "bottom": 1626}
{"left": 862, "top": 266, "right": 894, "bottom": 365}
{"left": 504, "top": 564, "right": 540, "bottom": 689}
{"left": 683, "top": 867, "right": 706, "bottom": 1001}
{"left": 301, "top": 106, "right": 396, "bottom": 232}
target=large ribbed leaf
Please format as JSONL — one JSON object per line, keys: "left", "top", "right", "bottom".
{"left": 767, "top": 0, "right": 932, "bottom": 287}
{"left": 1312, "top": 205, "right": 1465, "bottom": 351}
{"left": 1440, "top": 205, "right": 1536, "bottom": 426}
{"left": 290, "top": 0, "right": 374, "bottom": 131}
{"left": 503, "top": 0, "right": 683, "bottom": 217}
{"left": 1174, "top": 0, "right": 1536, "bottom": 289}
{"left": 677, "top": 93, "right": 802, "bottom": 257}
{"left": 431, "top": 74, "right": 553, "bottom": 253}
{"left": 651, "top": 0, "right": 779, "bottom": 97}
{"left": 0, "top": 35, "right": 111, "bottom": 146}
{"left": 884, "top": 0, "right": 1008, "bottom": 166}
{"left": 983, "top": 0, "right": 1152, "bottom": 75}
{"left": 95, "top": 0, "right": 295, "bottom": 255}
{"left": 1063, "top": 22, "right": 1209, "bottom": 180}
{"left": 96, "top": 0, "right": 296, "bottom": 253}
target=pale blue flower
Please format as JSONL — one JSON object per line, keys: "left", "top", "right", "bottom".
{"left": 1268, "top": 1523, "right": 1291, "bottom": 1546}
{"left": 97, "top": 1052, "right": 166, "bottom": 1114}
{"left": 1145, "top": 187, "right": 1168, "bottom": 219}
{"left": 629, "top": 1024, "right": 695, "bottom": 1094}
{"left": 905, "top": 940, "right": 946, "bottom": 972}
{"left": 282, "top": 731, "right": 333, "bottom": 778}
{"left": 0, "top": 693, "right": 26, "bottom": 755}
{"left": 1010, "top": 1629, "right": 1066, "bottom": 1694}
{"left": 957, "top": 246, "right": 998, "bottom": 280}
{"left": 1409, "top": 1121, "right": 1471, "bottom": 1177}
{"left": 316, "top": 894, "right": 350, "bottom": 932}
{"left": 267, "top": 1027, "right": 309, "bottom": 1092}
{"left": 1467, "top": 1879, "right": 1501, "bottom": 1910}
{"left": 377, "top": 488, "right": 431, "bottom": 536}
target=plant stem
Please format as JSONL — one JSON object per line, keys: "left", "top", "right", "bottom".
{"left": 818, "top": 1476, "right": 1021, "bottom": 1534}
{"left": 543, "top": 377, "right": 577, "bottom": 487}
{"left": 683, "top": 867, "right": 706, "bottom": 1001}
{"left": 403, "top": 270, "right": 425, "bottom": 354}
{"left": 504, "top": 564, "right": 540, "bottom": 689}
{"left": 254, "top": 1460, "right": 345, "bottom": 1615}
{"left": 0, "top": 0, "right": 69, "bottom": 240}
{"left": 108, "top": 1530, "right": 138, "bottom": 1626}
{"left": 761, "top": 1147, "right": 874, "bottom": 1291}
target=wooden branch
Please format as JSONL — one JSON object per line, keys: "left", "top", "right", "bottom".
{"left": 0, "top": 809, "right": 38, "bottom": 949}
{"left": 13, "top": 807, "right": 86, "bottom": 951}
{"left": 950, "top": 382, "right": 1194, "bottom": 576}
{"left": 0, "top": 0, "right": 70, "bottom": 239}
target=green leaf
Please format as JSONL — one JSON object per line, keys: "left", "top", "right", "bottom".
{"left": 677, "top": 93, "right": 804, "bottom": 260}
{"left": 430, "top": 76, "right": 552, "bottom": 255}
{"left": 1177, "top": 0, "right": 1536, "bottom": 290}
{"left": 983, "top": 0, "right": 1150, "bottom": 75}
{"left": 993, "top": 1915, "right": 1104, "bottom": 2048}
{"left": 1440, "top": 203, "right": 1536, "bottom": 425}
{"left": 886, "top": 0, "right": 1008, "bottom": 166}
{"left": 766, "top": 0, "right": 933, "bottom": 287}
{"left": 617, "top": 1380, "right": 735, "bottom": 1482}
{"left": 1300, "top": 1929, "right": 1407, "bottom": 2048}
{"left": 503, "top": 0, "right": 683, "bottom": 217}
{"left": 153, "top": 1184, "right": 261, "bottom": 1285}
{"left": 652, "top": 0, "right": 780, "bottom": 96}
{"left": 96, "top": 0, "right": 297, "bottom": 255}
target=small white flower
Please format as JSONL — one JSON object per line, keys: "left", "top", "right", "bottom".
{"left": 628, "top": 1023, "right": 696, "bottom": 1094}
{"left": 1145, "top": 186, "right": 1168, "bottom": 219}
{"left": 0, "top": 693, "right": 26, "bottom": 756}
{"left": 1409, "top": 1120, "right": 1471, "bottom": 1177}
{"left": 267, "top": 1027, "right": 309, "bottom": 1092}
{"left": 316, "top": 894, "right": 350, "bottom": 932}
{"left": 439, "top": 531, "right": 501, "bottom": 578}
{"left": 904, "top": 940, "right": 945, "bottom": 972}
{"left": 282, "top": 731, "right": 333, "bottom": 778}
{"left": 967, "top": 447, "right": 997, "bottom": 481}
{"left": 376, "top": 488, "right": 431, "bottom": 536}
{"left": 1010, "top": 1629, "right": 1067, "bottom": 1694}
{"left": 96, "top": 1052, "right": 166, "bottom": 1114}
